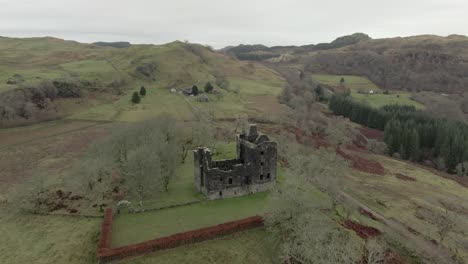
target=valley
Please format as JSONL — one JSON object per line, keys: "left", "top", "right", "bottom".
{"left": 0, "top": 35, "right": 467, "bottom": 264}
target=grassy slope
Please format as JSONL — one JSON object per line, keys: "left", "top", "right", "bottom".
{"left": 2, "top": 37, "right": 466, "bottom": 263}
{"left": 0, "top": 37, "right": 106, "bottom": 93}
{"left": 312, "top": 74, "right": 424, "bottom": 109}
{"left": 343, "top": 149, "right": 468, "bottom": 261}
{"left": 0, "top": 37, "right": 286, "bottom": 123}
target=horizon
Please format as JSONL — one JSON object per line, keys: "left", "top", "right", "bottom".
{"left": 1, "top": 0, "right": 467, "bottom": 48}
{"left": 1, "top": 32, "right": 467, "bottom": 49}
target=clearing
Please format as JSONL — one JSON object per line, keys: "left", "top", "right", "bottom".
{"left": 312, "top": 74, "right": 424, "bottom": 109}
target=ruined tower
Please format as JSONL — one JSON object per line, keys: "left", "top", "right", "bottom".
{"left": 193, "top": 124, "right": 277, "bottom": 199}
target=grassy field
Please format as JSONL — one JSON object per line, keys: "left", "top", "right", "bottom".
{"left": 67, "top": 74, "right": 286, "bottom": 122}
{"left": 352, "top": 92, "right": 424, "bottom": 109}
{"left": 111, "top": 192, "right": 270, "bottom": 247}
{"left": 343, "top": 148, "right": 468, "bottom": 262}
{"left": 121, "top": 228, "right": 278, "bottom": 264}
{"left": 312, "top": 74, "right": 380, "bottom": 92}
{"left": 312, "top": 74, "right": 424, "bottom": 109}
{"left": 0, "top": 208, "right": 101, "bottom": 264}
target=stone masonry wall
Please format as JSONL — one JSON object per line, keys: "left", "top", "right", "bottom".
{"left": 193, "top": 124, "right": 277, "bottom": 200}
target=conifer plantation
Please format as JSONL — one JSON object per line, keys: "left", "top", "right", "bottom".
{"left": 329, "top": 95, "right": 468, "bottom": 174}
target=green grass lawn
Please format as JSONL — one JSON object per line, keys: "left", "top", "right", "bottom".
{"left": 121, "top": 228, "right": 278, "bottom": 264}
{"left": 111, "top": 192, "right": 270, "bottom": 247}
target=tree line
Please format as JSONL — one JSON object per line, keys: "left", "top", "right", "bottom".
{"left": 329, "top": 95, "right": 468, "bottom": 174}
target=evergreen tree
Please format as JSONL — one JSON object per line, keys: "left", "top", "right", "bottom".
{"left": 384, "top": 118, "right": 401, "bottom": 155}
{"left": 204, "top": 82, "right": 213, "bottom": 93}
{"left": 192, "top": 85, "right": 199, "bottom": 96}
{"left": 329, "top": 94, "right": 468, "bottom": 173}
{"left": 409, "top": 128, "right": 421, "bottom": 161}
{"left": 131, "top": 92, "right": 141, "bottom": 104}
{"left": 139, "top": 86, "right": 146, "bottom": 96}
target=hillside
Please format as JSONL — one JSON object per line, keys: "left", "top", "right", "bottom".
{"left": 0, "top": 35, "right": 467, "bottom": 264}
{"left": 224, "top": 34, "right": 468, "bottom": 94}
{"left": 0, "top": 37, "right": 286, "bottom": 127}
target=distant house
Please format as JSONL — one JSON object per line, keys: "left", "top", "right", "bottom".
{"left": 182, "top": 88, "right": 193, "bottom": 96}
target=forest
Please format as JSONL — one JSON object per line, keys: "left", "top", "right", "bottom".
{"left": 329, "top": 94, "right": 468, "bottom": 174}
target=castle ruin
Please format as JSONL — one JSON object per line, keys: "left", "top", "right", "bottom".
{"left": 193, "top": 124, "right": 277, "bottom": 199}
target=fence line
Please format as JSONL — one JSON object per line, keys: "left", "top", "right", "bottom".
{"left": 97, "top": 208, "right": 263, "bottom": 263}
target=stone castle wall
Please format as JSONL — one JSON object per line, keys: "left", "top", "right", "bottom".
{"left": 194, "top": 124, "right": 277, "bottom": 200}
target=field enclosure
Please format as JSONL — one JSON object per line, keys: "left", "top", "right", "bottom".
{"left": 312, "top": 74, "right": 424, "bottom": 109}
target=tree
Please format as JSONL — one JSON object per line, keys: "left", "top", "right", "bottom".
{"left": 64, "top": 115, "right": 183, "bottom": 210}
{"left": 315, "top": 85, "right": 324, "bottom": 101}
{"left": 384, "top": 118, "right": 402, "bottom": 155}
{"left": 131, "top": 91, "right": 141, "bottom": 104}
{"left": 409, "top": 128, "right": 421, "bottom": 161}
{"left": 364, "top": 239, "right": 386, "bottom": 264}
{"left": 299, "top": 70, "right": 305, "bottom": 80}
{"left": 265, "top": 145, "right": 361, "bottom": 264}
{"left": 455, "top": 162, "right": 468, "bottom": 177}
{"left": 204, "top": 82, "right": 213, "bottom": 93}
{"left": 192, "top": 85, "right": 199, "bottom": 96}
{"left": 126, "top": 145, "right": 162, "bottom": 205}
{"left": 139, "top": 86, "right": 146, "bottom": 97}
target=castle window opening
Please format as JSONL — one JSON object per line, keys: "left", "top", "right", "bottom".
{"left": 193, "top": 124, "right": 277, "bottom": 200}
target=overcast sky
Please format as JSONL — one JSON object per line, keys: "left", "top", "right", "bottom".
{"left": 0, "top": 0, "right": 467, "bottom": 48}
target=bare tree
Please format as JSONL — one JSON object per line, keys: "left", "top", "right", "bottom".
{"left": 364, "top": 239, "right": 387, "bottom": 264}
{"left": 266, "top": 145, "right": 361, "bottom": 264}
{"left": 126, "top": 145, "right": 162, "bottom": 205}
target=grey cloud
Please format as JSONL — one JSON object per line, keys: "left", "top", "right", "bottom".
{"left": 0, "top": 0, "right": 466, "bottom": 48}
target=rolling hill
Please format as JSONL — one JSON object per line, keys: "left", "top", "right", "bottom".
{"left": 0, "top": 37, "right": 285, "bottom": 127}
{"left": 1, "top": 35, "right": 468, "bottom": 264}
{"left": 224, "top": 33, "right": 468, "bottom": 93}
